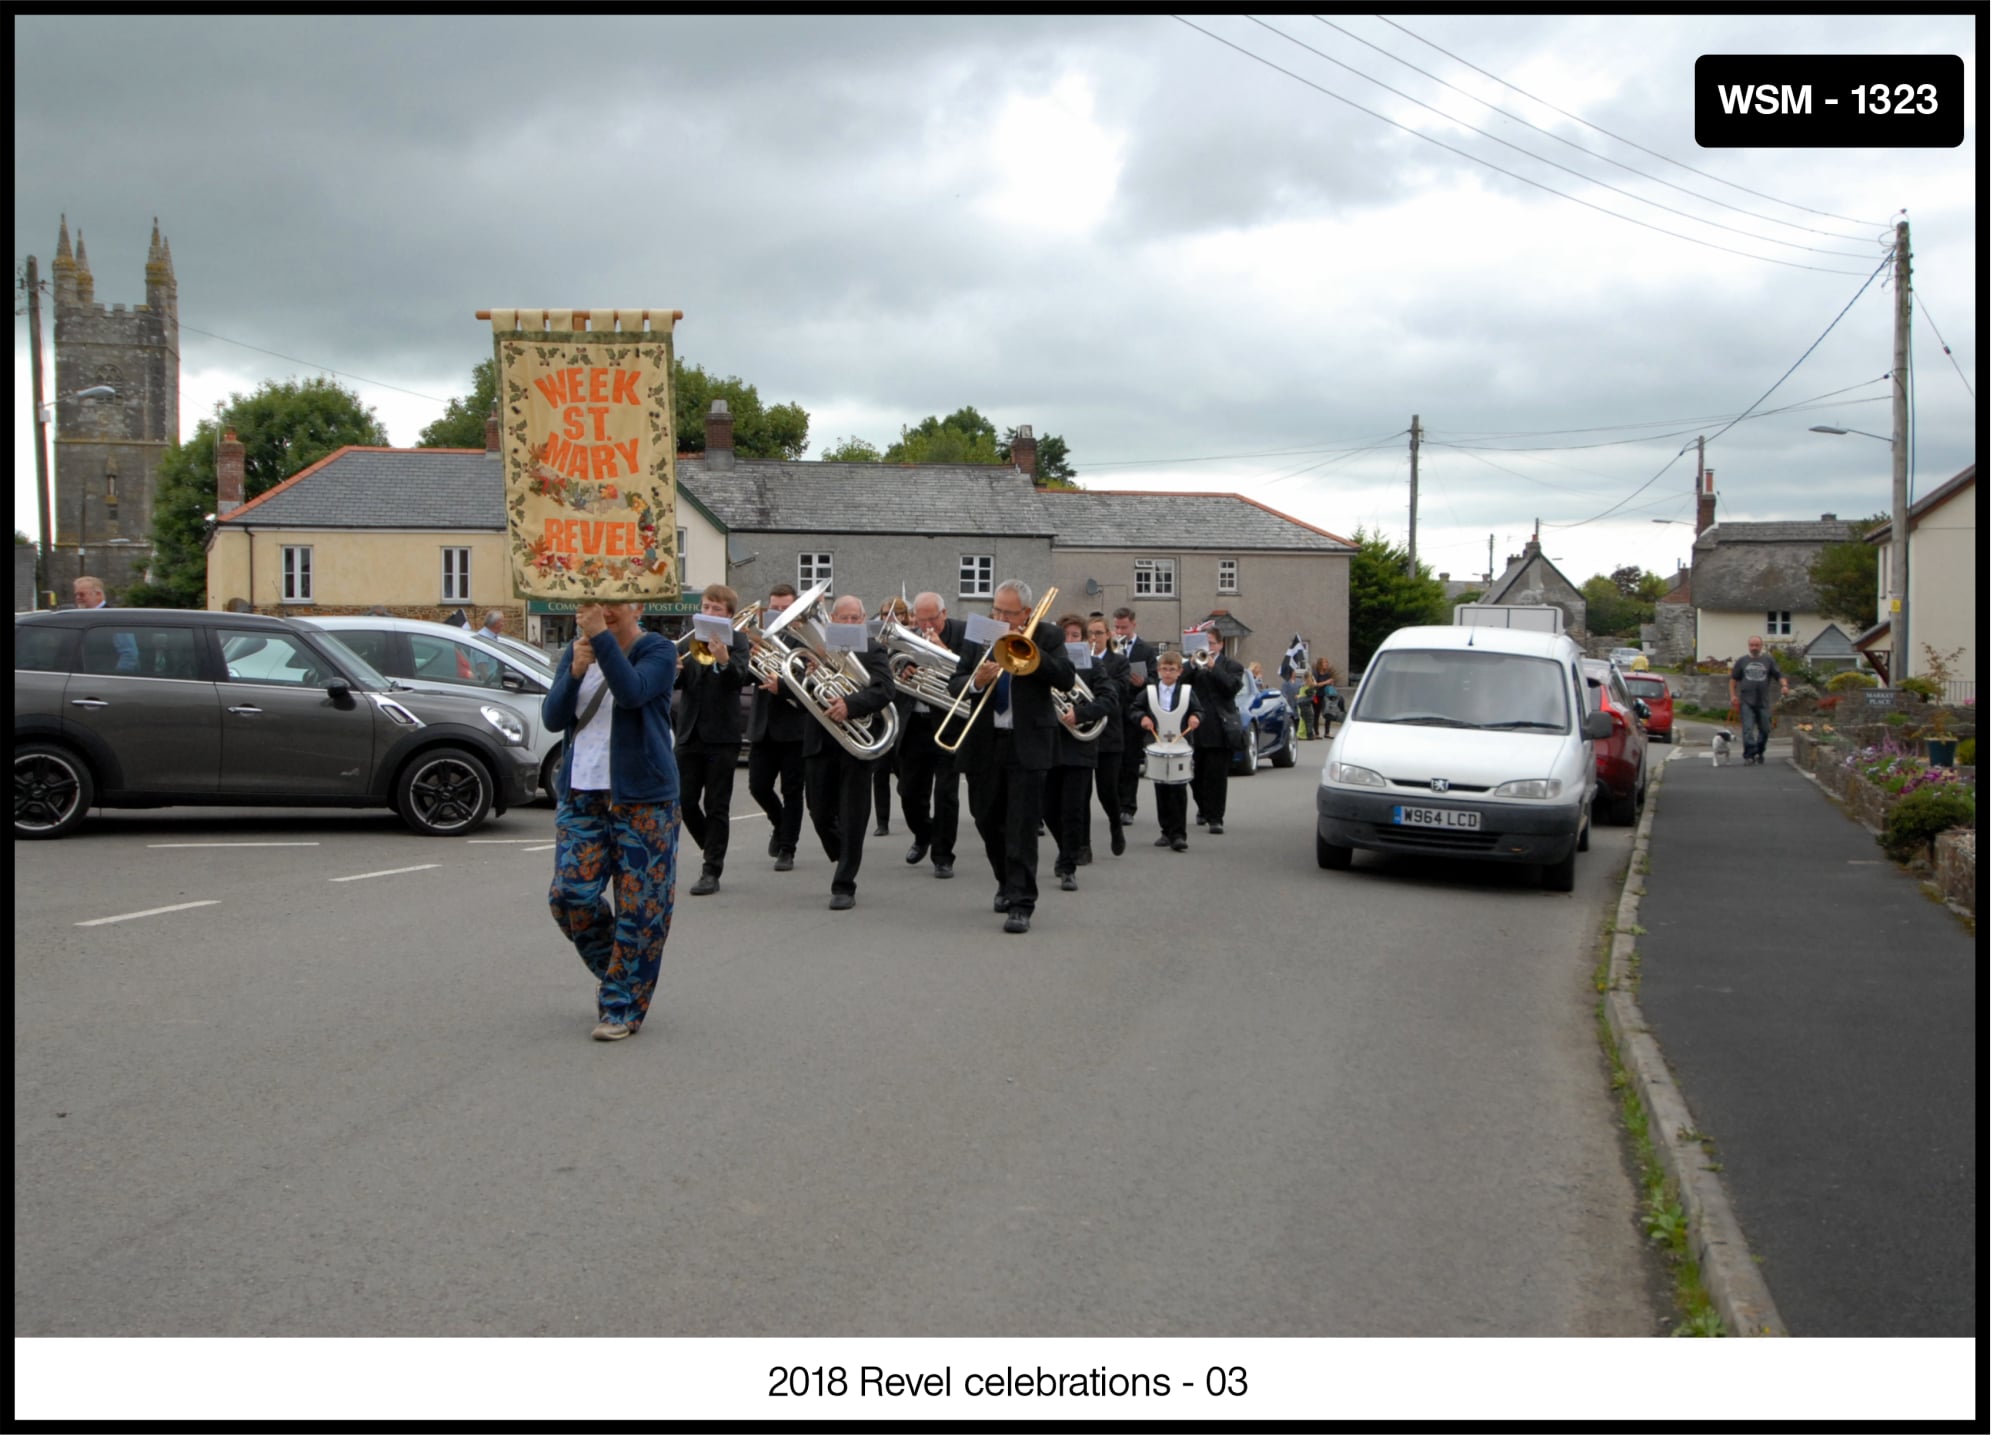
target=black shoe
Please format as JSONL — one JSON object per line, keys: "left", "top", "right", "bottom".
{"left": 774, "top": 850, "right": 795, "bottom": 872}
{"left": 933, "top": 861, "right": 954, "bottom": 879}
{"left": 1059, "top": 872, "right": 1077, "bottom": 892}
{"left": 1075, "top": 847, "right": 1093, "bottom": 867}
{"left": 994, "top": 892, "right": 1010, "bottom": 913}
{"left": 829, "top": 892, "right": 855, "bottom": 911}
{"left": 1110, "top": 826, "right": 1126, "bottom": 857}
{"left": 1154, "top": 834, "right": 1172, "bottom": 847}
{"left": 1208, "top": 822, "right": 1224, "bottom": 835}
{"left": 690, "top": 872, "right": 720, "bottom": 896}
{"left": 1003, "top": 911, "right": 1030, "bottom": 935}
{"left": 767, "top": 832, "right": 781, "bottom": 858}
{"left": 874, "top": 823, "right": 891, "bottom": 836}
{"left": 1172, "top": 837, "right": 1189, "bottom": 852}
{"left": 904, "top": 841, "right": 929, "bottom": 865}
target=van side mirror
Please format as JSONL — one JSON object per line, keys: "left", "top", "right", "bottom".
{"left": 1581, "top": 711, "right": 1613, "bottom": 740}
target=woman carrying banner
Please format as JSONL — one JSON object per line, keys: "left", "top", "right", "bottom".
{"left": 543, "top": 600, "right": 681, "bottom": 1041}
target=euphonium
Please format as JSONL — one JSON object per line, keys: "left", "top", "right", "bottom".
{"left": 754, "top": 581, "right": 899, "bottom": 761}
{"left": 880, "top": 617, "right": 968, "bottom": 718}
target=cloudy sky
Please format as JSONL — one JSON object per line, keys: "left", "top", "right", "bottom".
{"left": 14, "top": 11, "right": 1980, "bottom": 588}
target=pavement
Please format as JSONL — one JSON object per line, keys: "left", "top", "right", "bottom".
{"left": 1608, "top": 731, "right": 1979, "bottom": 1336}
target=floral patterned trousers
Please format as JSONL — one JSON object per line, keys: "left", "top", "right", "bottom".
{"left": 549, "top": 791, "right": 681, "bottom": 1029}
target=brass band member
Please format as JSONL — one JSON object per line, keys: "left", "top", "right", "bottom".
{"left": 1186, "top": 626, "right": 1245, "bottom": 835}
{"left": 900, "top": 591, "right": 967, "bottom": 879}
{"left": 872, "top": 595, "right": 911, "bottom": 836}
{"left": 1046, "top": 612, "right": 1114, "bottom": 890}
{"left": 802, "top": 594, "right": 897, "bottom": 911}
{"left": 1132, "top": 648, "right": 1199, "bottom": 850}
{"left": 675, "top": 583, "right": 751, "bottom": 896}
{"left": 949, "top": 579, "right": 1076, "bottom": 935}
{"left": 1085, "top": 615, "right": 1131, "bottom": 857}
{"left": 1110, "top": 606, "right": 1159, "bottom": 826}
{"left": 748, "top": 581, "right": 808, "bottom": 871}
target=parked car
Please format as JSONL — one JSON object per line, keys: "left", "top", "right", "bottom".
{"left": 1315, "top": 625, "right": 1612, "bottom": 891}
{"left": 1608, "top": 646, "right": 1646, "bottom": 669}
{"left": 14, "top": 608, "right": 538, "bottom": 840}
{"left": 301, "top": 615, "right": 564, "bottom": 800}
{"left": 1579, "top": 657, "right": 1649, "bottom": 825}
{"left": 1229, "top": 680, "right": 1298, "bottom": 775}
{"left": 1622, "top": 669, "right": 1676, "bottom": 743}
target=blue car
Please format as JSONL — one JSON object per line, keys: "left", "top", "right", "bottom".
{"left": 1229, "top": 683, "right": 1299, "bottom": 775}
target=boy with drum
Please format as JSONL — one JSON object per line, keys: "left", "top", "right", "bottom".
{"left": 1131, "top": 649, "right": 1201, "bottom": 852}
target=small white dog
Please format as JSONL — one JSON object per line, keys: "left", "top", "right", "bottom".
{"left": 1710, "top": 730, "right": 1734, "bottom": 767}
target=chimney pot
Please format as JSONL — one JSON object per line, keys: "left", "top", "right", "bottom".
{"left": 217, "top": 428, "right": 247, "bottom": 513}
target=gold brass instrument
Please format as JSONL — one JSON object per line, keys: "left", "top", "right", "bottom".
{"left": 753, "top": 580, "right": 899, "bottom": 761}
{"left": 880, "top": 617, "right": 969, "bottom": 719}
{"left": 934, "top": 587, "right": 1058, "bottom": 754}
{"left": 676, "top": 603, "right": 760, "bottom": 666}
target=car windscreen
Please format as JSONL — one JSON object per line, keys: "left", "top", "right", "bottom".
{"left": 290, "top": 622, "right": 395, "bottom": 691}
{"left": 1625, "top": 675, "right": 1668, "bottom": 698}
{"left": 1352, "top": 649, "right": 1570, "bottom": 731}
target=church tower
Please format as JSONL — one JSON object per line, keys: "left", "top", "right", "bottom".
{"left": 50, "top": 214, "right": 180, "bottom": 596}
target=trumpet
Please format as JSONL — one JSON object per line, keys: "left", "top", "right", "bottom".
{"left": 676, "top": 604, "right": 760, "bottom": 666}
{"left": 934, "top": 587, "right": 1058, "bottom": 754}
{"left": 1187, "top": 644, "right": 1214, "bottom": 669}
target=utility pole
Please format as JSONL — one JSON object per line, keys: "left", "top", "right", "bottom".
{"left": 1889, "top": 219, "right": 1911, "bottom": 683}
{"left": 26, "top": 256, "right": 53, "bottom": 609}
{"left": 1486, "top": 533, "right": 1494, "bottom": 583}
{"left": 1407, "top": 413, "right": 1421, "bottom": 578}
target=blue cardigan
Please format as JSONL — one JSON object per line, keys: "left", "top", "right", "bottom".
{"left": 541, "top": 630, "right": 680, "bottom": 806}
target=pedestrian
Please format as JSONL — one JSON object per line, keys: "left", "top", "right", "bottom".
{"left": 1729, "top": 635, "right": 1790, "bottom": 766}
{"left": 1308, "top": 656, "right": 1341, "bottom": 736}
{"left": 71, "top": 575, "right": 139, "bottom": 671}
{"left": 543, "top": 600, "right": 680, "bottom": 1041}
{"left": 473, "top": 609, "right": 508, "bottom": 643}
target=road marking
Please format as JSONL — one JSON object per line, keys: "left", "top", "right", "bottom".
{"left": 147, "top": 842, "right": 321, "bottom": 848}
{"left": 329, "top": 864, "right": 443, "bottom": 883}
{"left": 520, "top": 844, "right": 557, "bottom": 853}
{"left": 77, "top": 900, "right": 221, "bottom": 927}
{"left": 466, "top": 838, "right": 550, "bottom": 844}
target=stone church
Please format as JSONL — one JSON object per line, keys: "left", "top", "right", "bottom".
{"left": 47, "top": 215, "right": 179, "bottom": 596}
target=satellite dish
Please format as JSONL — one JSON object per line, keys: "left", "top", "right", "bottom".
{"left": 1084, "top": 577, "right": 1101, "bottom": 596}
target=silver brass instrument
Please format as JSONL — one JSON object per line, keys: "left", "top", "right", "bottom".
{"left": 1187, "top": 644, "right": 1214, "bottom": 669}
{"left": 753, "top": 580, "right": 899, "bottom": 761}
{"left": 880, "top": 617, "right": 970, "bottom": 719}
{"left": 934, "top": 586, "right": 1059, "bottom": 754}
{"left": 1054, "top": 675, "right": 1108, "bottom": 742}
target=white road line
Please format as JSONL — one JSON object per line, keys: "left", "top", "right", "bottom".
{"left": 328, "top": 864, "right": 443, "bottom": 883}
{"left": 77, "top": 900, "right": 221, "bottom": 927}
{"left": 466, "top": 838, "right": 551, "bottom": 844}
{"left": 147, "top": 842, "right": 321, "bottom": 848}
{"left": 520, "top": 844, "right": 558, "bottom": 853}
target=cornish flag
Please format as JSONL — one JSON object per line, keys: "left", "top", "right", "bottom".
{"left": 1281, "top": 633, "right": 1309, "bottom": 679}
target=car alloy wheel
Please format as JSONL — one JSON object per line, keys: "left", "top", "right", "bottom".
{"left": 14, "top": 744, "right": 94, "bottom": 839}
{"left": 396, "top": 748, "right": 495, "bottom": 836}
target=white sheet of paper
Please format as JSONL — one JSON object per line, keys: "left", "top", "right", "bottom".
{"left": 1128, "top": 660, "right": 1148, "bottom": 681}
{"left": 965, "top": 614, "right": 1011, "bottom": 645}
{"left": 824, "top": 622, "right": 869, "bottom": 653}
{"left": 1066, "top": 641, "right": 1093, "bottom": 667}
{"left": 691, "top": 614, "right": 734, "bottom": 646}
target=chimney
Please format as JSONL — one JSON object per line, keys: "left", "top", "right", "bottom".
{"left": 484, "top": 408, "right": 500, "bottom": 452}
{"left": 705, "top": 399, "right": 735, "bottom": 469}
{"left": 1695, "top": 468, "right": 1717, "bottom": 535}
{"left": 1820, "top": 512, "right": 1836, "bottom": 521}
{"left": 1010, "top": 424, "right": 1036, "bottom": 477}
{"left": 217, "top": 428, "right": 246, "bottom": 513}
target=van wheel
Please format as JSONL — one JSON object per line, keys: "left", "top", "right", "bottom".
{"left": 1316, "top": 833, "right": 1352, "bottom": 870}
{"left": 1577, "top": 811, "right": 1591, "bottom": 853}
{"left": 15, "top": 743, "right": 93, "bottom": 839}
{"left": 1540, "top": 842, "right": 1577, "bottom": 892}
{"left": 396, "top": 747, "right": 494, "bottom": 836}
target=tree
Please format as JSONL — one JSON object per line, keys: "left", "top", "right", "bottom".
{"left": 1808, "top": 512, "right": 1888, "bottom": 631}
{"left": 127, "top": 377, "right": 389, "bottom": 608}
{"left": 416, "top": 358, "right": 496, "bottom": 448}
{"left": 1581, "top": 575, "right": 1648, "bottom": 639}
{"left": 819, "top": 435, "right": 883, "bottom": 462}
{"left": 885, "top": 407, "right": 1001, "bottom": 465}
{"left": 672, "top": 360, "right": 809, "bottom": 459}
{"left": 1347, "top": 527, "right": 1447, "bottom": 675}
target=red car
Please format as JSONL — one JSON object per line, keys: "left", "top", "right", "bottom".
{"left": 1622, "top": 669, "right": 1675, "bottom": 743}
{"left": 1579, "top": 658, "right": 1648, "bottom": 825}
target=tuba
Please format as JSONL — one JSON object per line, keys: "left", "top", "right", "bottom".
{"left": 751, "top": 581, "right": 899, "bottom": 761}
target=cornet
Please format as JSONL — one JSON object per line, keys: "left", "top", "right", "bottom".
{"left": 934, "top": 587, "right": 1058, "bottom": 754}
{"left": 676, "top": 603, "right": 760, "bottom": 666}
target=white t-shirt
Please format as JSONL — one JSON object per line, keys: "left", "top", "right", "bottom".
{"left": 569, "top": 667, "right": 615, "bottom": 791}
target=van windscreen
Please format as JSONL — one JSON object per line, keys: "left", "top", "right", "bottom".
{"left": 1353, "top": 649, "right": 1570, "bottom": 730}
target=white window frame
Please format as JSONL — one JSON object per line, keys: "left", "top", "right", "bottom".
{"left": 675, "top": 527, "right": 688, "bottom": 589}
{"left": 1767, "top": 610, "right": 1792, "bottom": 636}
{"left": 799, "top": 552, "right": 833, "bottom": 588}
{"left": 281, "top": 545, "right": 313, "bottom": 603}
{"left": 1217, "top": 558, "right": 1239, "bottom": 594}
{"left": 441, "top": 547, "right": 471, "bottom": 603}
{"left": 959, "top": 554, "right": 994, "bottom": 599}
{"left": 1133, "top": 557, "right": 1177, "bottom": 598}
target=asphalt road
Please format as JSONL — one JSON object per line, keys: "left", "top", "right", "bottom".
{"left": 15, "top": 754, "right": 1659, "bottom": 1337}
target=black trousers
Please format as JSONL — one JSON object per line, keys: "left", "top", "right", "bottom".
{"left": 747, "top": 738, "right": 805, "bottom": 854}
{"left": 1192, "top": 746, "right": 1230, "bottom": 827}
{"left": 677, "top": 741, "right": 738, "bottom": 875}
{"left": 898, "top": 709, "right": 959, "bottom": 863}
{"left": 964, "top": 731, "right": 1045, "bottom": 914}
{"left": 1044, "top": 764, "right": 1093, "bottom": 874}
{"left": 1093, "top": 747, "right": 1125, "bottom": 835}
{"left": 1117, "top": 731, "right": 1145, "bottom": 817}
{"left": 1153, "top": 778, "right": 1189, "bottom": 840}
{"left": 872, "top": 755, "right": 895, "bottom": 829}
{"left": 805, "top": 750, "right": 873, "bottom": 897}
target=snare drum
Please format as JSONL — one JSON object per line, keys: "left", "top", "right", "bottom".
{"left": 1143, "top": 741, "right": 1193, "bottom": 786}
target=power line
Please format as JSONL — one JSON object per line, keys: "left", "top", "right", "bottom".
{"left": 1170, "top": 17, "right": 1875, "bottom": 276}
{"left": 1374, "top": 15, "right": 1883, "bottom": 229}
{"left": 1427, "top": 379, "right": 1890, "bottom": 444}
{"left": 1313, "top": 16, "right": 1884, "bottom": 247}
{"left": 175, "top": 321, "right": 454, "bottom": 406}
{"left": 1074, "top": 436, "right": 1408, "bottom": 468}
{"left": 1913, "top": 288, "right": 1977, "bottom": 399}
{"left": 1248, "top": 16, "right": 1876, "bottom": 260}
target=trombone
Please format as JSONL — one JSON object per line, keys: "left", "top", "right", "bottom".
{"left": 934, "top": 587, "right": 1058, "bottom": 754}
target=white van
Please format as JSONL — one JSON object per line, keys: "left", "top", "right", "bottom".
{"left": 1315, "top": 625, "right": 1612, "bottom": 891}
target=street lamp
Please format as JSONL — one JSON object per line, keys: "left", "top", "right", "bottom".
{"left": 1809, "top": 423, "right": 1907, "bottom": 682}
{"left": 1650, "top": 518, "right": 1692, "bottom": 525}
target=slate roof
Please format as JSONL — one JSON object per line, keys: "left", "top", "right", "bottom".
{"left": 674, "top": 456, "right": 1056, "bottom": 537}
{"left": 1482, "top": 545, "right": 1583, "bottom": 606}
{"left": 1038, "top": 490, "right": 1352, "bottom": 551}
{"left": 1690, "top": 517, "right": 1854, "bottom": 612}
{"left": 220, "top": 448, "right": 504, "bottom": 529}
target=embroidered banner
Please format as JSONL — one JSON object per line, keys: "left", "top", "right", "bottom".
{"left": 489, "top": 309, "right": 678, "bottom": 600}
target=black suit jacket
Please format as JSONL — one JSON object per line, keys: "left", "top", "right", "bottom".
{"left": 673, "top": 630, "right": 751, "bottom": 745}
{"left": 1185, "top": 653, "right": 1246, "bottom": 749}
{"left": 799, "top": 640, "right": 897, "bottom": 761}
{"left": 947, "top": 619, "right": 1077, "bottom": 773}
{"left": 748, "top": 631, "right": 809, "bottom": 744}
{"left": 1082, "top": 648, "right": 1130, "bottom": 754}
